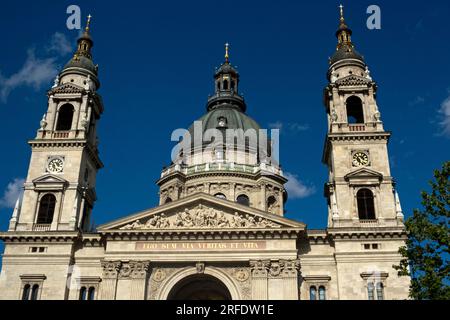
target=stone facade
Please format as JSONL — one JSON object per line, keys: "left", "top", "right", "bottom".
{"left": 0, "top": 9, "right": 410, "bottom": 300}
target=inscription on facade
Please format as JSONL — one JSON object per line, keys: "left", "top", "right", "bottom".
{"left": 136, "top": 241, "right": 266, "bottom": 251}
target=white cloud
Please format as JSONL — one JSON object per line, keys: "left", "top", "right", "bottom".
{"left": 408, "top": 96, "right": 425, "bottom": 107}
{"left": 269, "top": 121, "right": 309, "bottom": 133}
{"left": 269, "top": 121, "right": 283, "bottom": 130}
{"left": 0, "top": 32, "right": 72, "bottom": 103}
{"left": 0, "top": 50, "right": 58, "bottom": 102}
{"left": 439, "top": 94, "right": 450, "bottom": 137}
{"left": 0, "top": 178, "right": 25, "bottom": 209}
{"left": 284, "top": 172, "right": 315, "bottom": 199}
{"left": 47, "top": 32, "right": 73, "bottom": 56}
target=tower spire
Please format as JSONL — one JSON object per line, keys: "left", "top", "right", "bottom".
{"left": 85, "top": 14, "right": 92, "bottom": 33}
{"left": 336, "top": 4, "right": 352, "bottom": 48}
{"left": 73, "top": 15, "right": 94, "bottom": 60}
{"left": 225, "top": 42, "right": 230, "bottom": 63}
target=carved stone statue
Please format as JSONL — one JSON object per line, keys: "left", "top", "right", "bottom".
{"left": 365, "top": 66, "right": 372, "bottom": 81}
{"left": 119, "top": 204, "right": 282, "bottom": 230}
{"left": 330, "top": 67, "right": 338, "bottom": 83}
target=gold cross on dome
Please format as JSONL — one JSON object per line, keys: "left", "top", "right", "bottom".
{"left": 85, "top": 14, "right": 92, "bottom": 32}
{"left": 339, "top": 4, "right": 344, "bottom": 20}
{"left": 225, "top": 43, "right": 229, "bottom": 63}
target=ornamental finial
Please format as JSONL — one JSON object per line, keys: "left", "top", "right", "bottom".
{"left": 225, "top": 43, "right": 229, "bottom": 63}
{"left": 339, "top": 4, "right": 344, "bottom": 21}
{"left": 85, "top": 14, "right": 92, "bottom": 33}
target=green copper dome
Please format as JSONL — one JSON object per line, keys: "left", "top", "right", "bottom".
{"left": 188, "top": 106, "right": 261, "bottom": 137}
{"left": 62, "top": 55, "right": 97, "bottom": 75}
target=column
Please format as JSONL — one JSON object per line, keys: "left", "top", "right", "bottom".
{"left": 250, "top": 260, "right": 269, "bottom": 300}
{"left": 281, "top": 260, "right": 301, "bottom": 300}
{"left": 130, "top": 261, "right": 151, "bottom": 300}
{"left": 100, "top": 261, "right": 121, "bottom": 300}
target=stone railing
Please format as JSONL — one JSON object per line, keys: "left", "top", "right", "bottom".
{"left": 348, "top": 124, "right": 366, "bottom": 132}
{"left": 40, "top": 130, "right": 84, "bottom": 140}
{"left": 161, "top": 162, "right": 283, "bottom": 178}
{"left": 359, "top": 219, "right": 379, "bottom": 227}
{"left": 32, "top": 224, "right": 51, "bottom": 231}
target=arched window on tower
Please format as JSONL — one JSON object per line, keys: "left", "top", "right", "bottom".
{"left": 357, "top": 189, "right": 376, "bottom": 220}
{"left": 37, "top": 194, "right": 56, "bottom": 224}
{"left": 165, "top": 197, "right": 173, "bottom": 204}
{"left": 223, "top": 79, "right": 229, "bottom": 90}
{"left": 267, "top": 196, "right": 277, "bottom": 213}
{"left": 56, "top": 104, "right": 75, "bottom": 131}
{"left": 236, "top": 194, "right": 250, "bottom": 206}
{"left": 346, "top": 96, "right": 364, "bottom": 124}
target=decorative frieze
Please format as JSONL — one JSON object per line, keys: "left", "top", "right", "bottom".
{"left": 119, "top": 204, "right": 281, "bottom": 230}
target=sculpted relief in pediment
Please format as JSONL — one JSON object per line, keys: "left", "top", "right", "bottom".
{"left": 119, "top": 204, "right": 281, "bottom": 230}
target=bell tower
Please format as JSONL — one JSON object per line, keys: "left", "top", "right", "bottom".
{"left": 9, "top": 16, "right": 104, "bottom": 232}
{"left": 322, "top": 6, "right": 404, "bottom": 229}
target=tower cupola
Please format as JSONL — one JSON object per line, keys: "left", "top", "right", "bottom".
{"left": 207, "top": 43, "right": 246, "bottom": 112}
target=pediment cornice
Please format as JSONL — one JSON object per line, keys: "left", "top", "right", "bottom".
{"left": 48, "top": 83, "right": 85, "bottom": 95}
{"left": 98, "top": 193, "right": 305, "bottom": 234}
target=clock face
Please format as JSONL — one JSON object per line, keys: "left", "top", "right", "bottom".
{"left": 352, "top": 152, "right": 369, "bottom": 167}
{"left": 47, "top": 157, "right": 64, "bottom": 173}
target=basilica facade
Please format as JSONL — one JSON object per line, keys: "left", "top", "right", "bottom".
{"left": 0, "top": 9, "right": 410, "bottom": 300}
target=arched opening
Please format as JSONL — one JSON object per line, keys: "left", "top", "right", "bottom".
{"left": 30, "top": 284, "right": 39, "bottom": 300}
{"left": 309, "top": 286, "right": 317, "bottom": 300}
{"left": 168, "top": 274, "right": 232, "bottom": 300}
{"left": 88, "top": 287, "right": 96, "bottom": 300}
{"left": 376, "top": 282, "right": 384, "bottom": 300}
{"left": 236, "top": 194, "right": 250, "bottom": 206}
{"left": 79, "top": 287, "right": 87, "bottom": 300}
{"left": 165, "top": 197, "right": 173, "bottom": 204}
{"left": 22, "top": 284, "right": 31, "bottom": 300}
{"left": 357, "top": 189, "right": 376, "bottom": 220}
{"left": 214, "top": 193, "right": 227, "bottom": 200}
{"left": 56, "top": 104, "right": 74, "bottom": 131}
{"left": 223, "top": 79, "right": 229, "bottom": 90}
{"left": 319, "top": 286, "right": 326, "bottom": 300}
{"left": 346, "top": 96, "right": 364, "bottom": 124}
{"left": 267, "top": 196, "right": 277, "bottom": 212}
{"left": 367, "top": 282, "right": 375, "bottom": 300}
{"left": 37, "top": 194, "right": 56, "bottom": 224}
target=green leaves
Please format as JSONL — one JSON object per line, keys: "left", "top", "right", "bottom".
{"left": 394, "top": 161, "right": 450, "bottom": 300}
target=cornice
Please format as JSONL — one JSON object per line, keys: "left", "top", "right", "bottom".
{"left": 0, "top": 231, "right": 80, "bottom": 242}
{"left": 327, "top": 131, "right": 391, "bottom": 142}
{"left": 100, "top": 228, "right": 303, "bottom": 241}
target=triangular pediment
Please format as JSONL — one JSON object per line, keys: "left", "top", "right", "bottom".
{"left": 336, "top": 75, "right": 372, "bottom": 87}
{"left": 48, "top": 83, "right": 85, "bottom": 95}
{"left": 33, "top": 174, "right": 68, "bottom": 185}
{"left": 98, "top": 193, "right": 305, "bottom": 232}
{"left": 345, "top": 168, "right": 383, "bottom": 182}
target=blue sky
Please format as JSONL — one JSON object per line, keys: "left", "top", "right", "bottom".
{"left": 0, "top": 0, "right": 449, "bottom": 257}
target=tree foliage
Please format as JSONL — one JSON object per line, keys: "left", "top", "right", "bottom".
{"left": 394, "top": 161, "right": 450, "bottom": 300}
